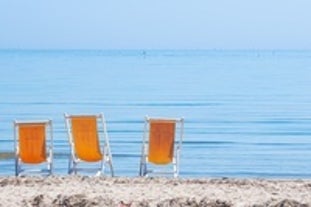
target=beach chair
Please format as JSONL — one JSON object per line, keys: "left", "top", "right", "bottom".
{"left": 139, "top": 116, "right": 184, "bottom": 177}
{"left": 64, "top": 113, "right": 114, "bottom": 176}
{"left": 14, "top": 120, "right": 53, "bottom": 176}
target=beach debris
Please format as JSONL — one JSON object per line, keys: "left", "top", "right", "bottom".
{"left": 32, "top": 194, "right": 45, "bottom": 207}
{"left": 269, "top": 199, "right": 309, "bottom": 207}
{"left": 52, "top": 194, "right": 97, "bottom": 207}
{"left": 133, "top": 200, "right": 150, "bottom": 207}
{"left": 0, "top": 178, "right": 9, "bottom": 187}
{"left": 156, "top": 197, "right": 231, "bottom": 207}
{"left": 254, "top": 199, "right": 310, "bottom": 207}
{"left": 22, "top": 194, "right": 46, "bottom": 207}
{"left": 118, "top": 201, "right": 132, "bottom": 207}
{"left": 199, "top": 198, "right": 231, "bottom": 207}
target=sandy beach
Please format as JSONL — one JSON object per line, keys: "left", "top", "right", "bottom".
{"left": 0, "top": 176, "right": 310, "bottom": 207}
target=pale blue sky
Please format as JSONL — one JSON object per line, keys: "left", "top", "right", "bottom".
{"left": 0, "top": 0, "right": 310, "bottom": 49}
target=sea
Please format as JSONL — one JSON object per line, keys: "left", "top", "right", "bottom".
{"left": 0, "top": 49, "right": 311, "bottom": 178}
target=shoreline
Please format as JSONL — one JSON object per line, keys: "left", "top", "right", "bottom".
{"left": 0, "top": 176, "right": 310, "bottom": 206}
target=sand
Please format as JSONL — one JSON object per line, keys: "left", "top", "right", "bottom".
{"left": 0, "top": 176, "right": 310, "bottom": 207}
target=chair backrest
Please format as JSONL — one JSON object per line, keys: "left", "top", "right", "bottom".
{"left": 17, "top": 123, "right": 47, "bottom": 164}
{"left": 69, "top": 115, "right": 102, "bottom": 162}
{"left": 148, "top": 120, "right": 176, "bottom": 164}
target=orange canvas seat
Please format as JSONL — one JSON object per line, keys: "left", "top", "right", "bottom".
{"left": 140, "top": 116, "right": 184, "bottom": 177}
{"left": 148, "top": 120, "right": 176, "bottom": 164}
{"left": 14, "top": 120, "right": 53, "bottom": 176}
{"left": 71, "top": 116, "right": 103, "bottom": 162}
{"left": 65, "top": 113, "right": 114, "bottom": 176}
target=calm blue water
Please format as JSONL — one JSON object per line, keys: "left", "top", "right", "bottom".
{"left": 1, "top": 50, "right": 311, "bottom": 178}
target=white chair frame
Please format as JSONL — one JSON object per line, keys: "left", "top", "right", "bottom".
{"left": 14, "top": 120, "right": 53, "bottom": 176}
{"left": 64, "top": 113, "right": 114, "bottom": 176}
{"left": 139, "top": 116, "right": 184, "bottom": 177}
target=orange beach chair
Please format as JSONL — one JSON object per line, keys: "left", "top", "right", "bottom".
{"left": 14, "top": 120, "right": 53, "bottom": 176}
{"left": 139, "top": 116, "right": 184, "bottom": 177}
{"left": 64, "top": 113, "right": 114, "bottom": 176}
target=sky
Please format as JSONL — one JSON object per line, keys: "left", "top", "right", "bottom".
{"left": 0, "top": 0, "right": 311, "bottom": 50}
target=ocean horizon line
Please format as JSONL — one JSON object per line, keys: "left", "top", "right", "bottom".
{"left": 1, "top": 48, "right": 311, "bottom": 52}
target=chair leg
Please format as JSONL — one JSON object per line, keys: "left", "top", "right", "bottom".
{"left": 15, "top": 157, "right": 19, "bottom": 176}
{"left": 99, "top": 159, "right": 104, "bottom": 176}
{"left": 48, "top": 162, "right": 52, "bottom": 175}
{"left": 68, "top": 156, "right": 73, "bottom": 174}
{"left": 143, "top": 164, "right": 147, "bottom": 176}
{"left": 73, "top": 162, "right": 77, "bottom": 175}
{"left": 139, "top": 161, "right": 144, "bottom": 176}
{"left": 109, "top": 161, "right": 114, "bottom": 177}
{"left": 173, "top": 158, "right": 178, "bottom": 178}
{"left": 49, "top": 150, "right": 53, "bottom": 175}
{"left": 139, "top": 154, "right": 146, "bottom": 176}
{"left": 140, "top": 156, "right": 148, "bottom": 176}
